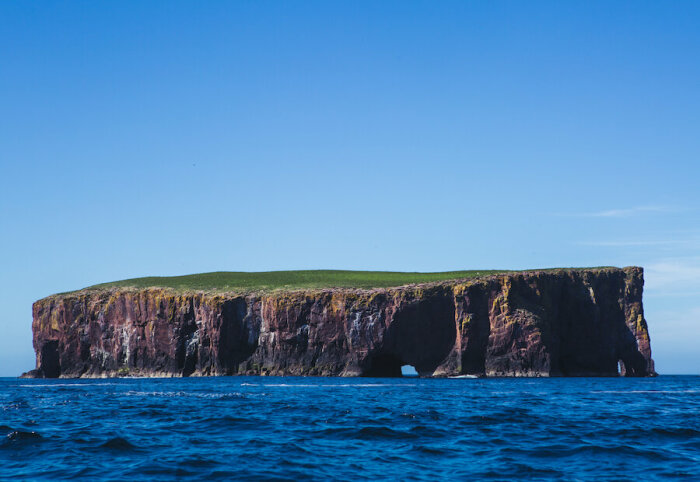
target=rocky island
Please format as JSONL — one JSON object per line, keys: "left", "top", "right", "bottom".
{"left": 25, "top": 267, "right": 655, "bottom": 378}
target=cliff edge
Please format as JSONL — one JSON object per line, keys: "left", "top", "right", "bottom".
{"left": 25, "top": 267, "right": 655, "bottom": 378}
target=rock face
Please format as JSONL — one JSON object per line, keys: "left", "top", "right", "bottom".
{"left": 26, "top": 267, "right": 655, "bottom": 378}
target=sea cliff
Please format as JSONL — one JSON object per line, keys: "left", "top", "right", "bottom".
{"left": 25, "top": 267, "right": 655, "bottom": 378}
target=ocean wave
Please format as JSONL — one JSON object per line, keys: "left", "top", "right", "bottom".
{"left": 2, "top": 430, "right": 43, "bottom": 446}
{"left": 99, "top": 437, "right": 138, "bottom": 451}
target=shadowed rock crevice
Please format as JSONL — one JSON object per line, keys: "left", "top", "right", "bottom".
{"left": 39, "top": 340, "right": 60, "bottom": 378}
{"left": 456, "top": 283, "right": 493, "bottom": 376}
{"left": 218, "top": 298, "right": 258, "bottom": 374}
{"left": 174, "top": 300, "right": 197, "bottom": 377}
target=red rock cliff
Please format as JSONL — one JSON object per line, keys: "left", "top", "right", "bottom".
{"left": 26, "top": 267, "right": 655, "bottom": 378}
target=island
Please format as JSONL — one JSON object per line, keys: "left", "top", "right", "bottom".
{"left": 24, "top": 267, "right": 655, "bottom": 378}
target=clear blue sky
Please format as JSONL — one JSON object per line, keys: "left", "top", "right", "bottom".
{"left": 2, "top": 1, "right": 699, "bottom": 376}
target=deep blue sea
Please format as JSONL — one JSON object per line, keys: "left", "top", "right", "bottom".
{"left": 1, "top": 376, "right": 699, "bottom": 480}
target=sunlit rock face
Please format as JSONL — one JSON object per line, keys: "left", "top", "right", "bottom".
{"left": 25, "top": 267, "right": 655, "bottom": 378}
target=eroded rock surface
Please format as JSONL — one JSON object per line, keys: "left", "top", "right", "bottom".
{"left": 25, "top": 267, "right": 655, "bottom": 378}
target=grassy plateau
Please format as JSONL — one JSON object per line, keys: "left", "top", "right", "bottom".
{"left": 83, "top": 269, "right": 513, "bottom": 294}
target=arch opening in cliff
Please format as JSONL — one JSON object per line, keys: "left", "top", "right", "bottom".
{"left": 618, "top": 351, "right": 650, "bottom": 377}
{"left": 401, "top": 365, "right": 418, "bottom": 377}
{"left": 383, "top": 296, "right": 456, "bottom": 376}
{"left": 360, "top": 296, "right": 457, "bottom": 377}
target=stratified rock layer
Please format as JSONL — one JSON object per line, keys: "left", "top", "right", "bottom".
{"left": 26, "top": 267, "right": 655, "bottom": 378}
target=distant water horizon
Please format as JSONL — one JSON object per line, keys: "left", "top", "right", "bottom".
{"left": 2, "top": 376, "right": 699, "bottom": 480}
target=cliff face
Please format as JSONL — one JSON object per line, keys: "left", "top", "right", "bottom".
{"left": 26, "top": 267, "right": 655, "bottom": 378}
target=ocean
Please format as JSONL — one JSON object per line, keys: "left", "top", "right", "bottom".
{"left": 1, "top": 376, "right": 698, "bottom": 480}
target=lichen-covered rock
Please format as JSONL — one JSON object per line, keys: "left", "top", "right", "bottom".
{"left": 25, "top": 267, "right": 655, "bottom": 378}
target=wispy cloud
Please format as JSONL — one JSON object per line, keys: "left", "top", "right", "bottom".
{"left": 645, "top": 306, "right": 700, "bottom": 371}
{"left": 645, "top": 290, "right": 700, "bottom": 298}
{"left": 576, "top": 230, "right": 700, "bottom": 249}
{"left": 577, "top": 239, "right": 689, "bottom": 247}
{"left": 642, "top": 260, "right": 700, "bottom": 373}
{"left": 554, "top": 205, "right": 682, "bottom": 218}
{"left": 649, "top": 306, "right": 700, "bottom": 331}
{"left": 585, "top": 206, "right": 672, "bottom": 218}
{"left": 645, "top": 258, "right": 700, "bottom": 291}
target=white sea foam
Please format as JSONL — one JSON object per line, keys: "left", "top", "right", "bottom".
{"left": 592, "top": 390, "right": 700, "bottom": 394}
{"left": 123, "top": 390, "right": 245, "bottom": 399}
{"left": 248, "top": 383, "right": 413, "bottom": 388}
{"left": 18, "top": 383, "right": 118, "bottom": 388}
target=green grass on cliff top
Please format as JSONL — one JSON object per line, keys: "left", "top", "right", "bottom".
{"left": 87, "top": 270, "right": 503, "bottom": 292}
{"left": 77, "top": 268, "right": 614, "bottom": 294}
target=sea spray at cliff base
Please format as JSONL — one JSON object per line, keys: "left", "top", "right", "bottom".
{"left": 26, "top": 267, "right": 654, "bottom": 378}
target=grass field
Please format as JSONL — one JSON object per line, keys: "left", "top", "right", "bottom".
{"left": 74, "top": 267, "right": 615, "bottom": 295}
{"left": 84, "top": 269, "right": 513, "bottom": 293}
